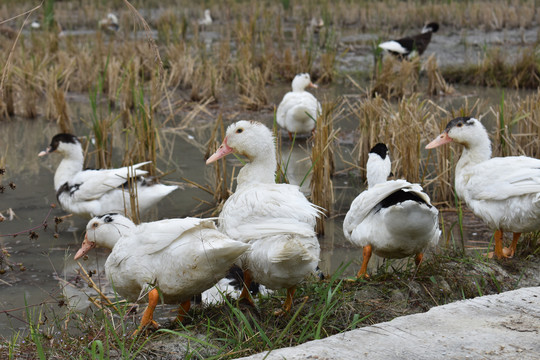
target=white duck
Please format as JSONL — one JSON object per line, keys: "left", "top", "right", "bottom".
{"left": 74, "top": 213, "right": 249, "bottom": 332}
{"left": 426, "top": 116, "right": 540, "bottom": 259}
{"left": 38, "top": 133, "right": 178, "bottom": 218}
{"left": 198, "top": 9, "right": 212, "bottom": 26}
{"left": 276, "top": 73, "right": 321, "bottom": 140}
{"left": 98, "top": 13, "right": 119, "bottom": 34}
{"left": 343, "top": 143, "right": 440, "bottom": 278}
{"left": 206, "top": 120, "right": 322, "bottom": 314}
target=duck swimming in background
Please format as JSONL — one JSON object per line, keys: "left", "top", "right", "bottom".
{"left": 426, "top": 117, "right": 540, "bottom": 259}
{"left": 379, "top": 22, "right": 439, "bottom": 60}
{"left": 206, "top": 120, "right": 322, "bottom": 314}
{"left": 276, "top": 73, "right": 321, "bottom": 140}
{"left": 98, "top": 13, "right": 119, "bottom": 33}
{"left": 343, "top": 143, "right": 440, "bottom": 278}
{"left": 38, "top": 133, "right": 178, "bottom": 218}
{"left": 74, "top": 213, "right": 249, "bottom": 332}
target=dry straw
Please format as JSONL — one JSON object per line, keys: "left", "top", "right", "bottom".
{"left": 310, "top": 98, "right": 338, "bottom": 235}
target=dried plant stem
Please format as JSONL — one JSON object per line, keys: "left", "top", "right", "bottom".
{"left": 310, "top": 99, "right": 338, "bottom": 235}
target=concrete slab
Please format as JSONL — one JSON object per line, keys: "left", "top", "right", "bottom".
{"left": 237, "top": 287, "right": 540, "bottom": 360}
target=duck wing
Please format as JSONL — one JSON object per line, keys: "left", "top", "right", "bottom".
{"left": 465, "top": 157, "right": 540, "bottom": 200}
{"left": 343, "top": 180, "right": 429, "bottom": 238}
{"left": 69, "top": 162, "right": 150, "bottom": 201}
{"left": 276, "top": 92, "right": 295, "bottom": 127}
{"left": 133, "top": 217, "right": 213, "bottom": 255}
{"left": 220, "top": 183, "right": 322, "bottom": 241}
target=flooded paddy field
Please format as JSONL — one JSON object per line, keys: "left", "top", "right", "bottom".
{"left": 0, "top": 0, "right": 539, "bottom": 358}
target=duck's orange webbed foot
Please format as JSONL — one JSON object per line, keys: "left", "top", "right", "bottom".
{"left": 274, "top": 286, "right": 297, "bottom": 316}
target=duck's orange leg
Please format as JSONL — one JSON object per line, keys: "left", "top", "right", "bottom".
{"left": 490, "top": 229, "right": 505, "bottom": 259}
{"left": 502, "top": 232, "right": 521, "bottom": 258}
{"left": 356, "top": 244, "right": 372, "bottom": 279}
{"left": 238, "top": 269, "right": 255, "bottom": 306}
{"left": 133, "top": 288, "right": 160, "bottom": 335}
{"left": 415, "top": 252, "right": 424, "bottom": 266}
{"left": 175, "top": 300, "right": 191, "bottom": 323}
{"left": 274, "top": 286, "right": 296, "bottom": 316}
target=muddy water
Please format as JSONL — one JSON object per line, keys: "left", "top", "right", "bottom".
{"left": 0, "top": 79, "right": 525, "bottom": 337}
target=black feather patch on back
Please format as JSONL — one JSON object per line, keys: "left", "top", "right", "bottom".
{"left": 377, "top": 189, "right": 429, "bottom": 210}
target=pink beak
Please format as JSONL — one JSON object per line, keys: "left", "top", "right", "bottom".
{"left": 309, "top": 82, "right": 318, "bottom": 89}
{"left": 206, "top": 138, "right": 234, "bottom": 164}
{"left": 74, "top": 233, "right": 96, "bottom": 260}
{"left": 425, "top": 132, "right": 452, "bottom": 149}
{"left": 38, "top": 147, "right": 52, "bottom": 157}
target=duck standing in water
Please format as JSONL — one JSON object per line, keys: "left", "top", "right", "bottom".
{"left": 74, "top": 213, "right": 250, "bottom": 333}
{"left": 38, "top": 133, "right": 177, "bottom": 218}
{"left": 426, "top": 117, "right": 540, "bottom": 259}
{"left": 206, "top": 120, "right": 322, "bottom": 314}
{"left": 343, "top": 143, "right": 440, "bottom": 278}
{"left": 276, "top": 73, "right": 321, "bottom": 140}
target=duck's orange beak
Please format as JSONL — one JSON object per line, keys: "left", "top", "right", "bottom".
{"left": 426, "top": 132, "right": 452, "bottom": 149}
{"left": 206, "top": 138, "right": 234, "bottom": 164}
{"left": 74, "top": 233, "right": 96, "bottom": 260}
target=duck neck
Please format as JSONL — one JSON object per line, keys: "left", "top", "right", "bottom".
{"left": 98, "top": 235, "right": 120, "bottom": 251}
{"left": 236, "top": 143, "right": 277, "bottom": 187}
{"left": 54, "top": 146, "right": 84, "bottom": 191}
{"left": 366, "top": 154, "right": 391, "bottom": 189}
{"left": 456, "top": 134, "right": 492, "bottom": 176}
{"left": 367, "top": 171, "right": 388, "bottom": 188}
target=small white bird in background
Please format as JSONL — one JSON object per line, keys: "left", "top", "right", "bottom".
{"left": 309, "top": 17, "right": 324, "bottom": 34}
{"left": 343, "top": 143, "right": 440, "bottom": 278}
{"left": 206, "top": 120, "right": 323, "bottom": 315}
{"left": 198, "top": 9, "right": 213, "bottom": 27}
{"left": 426, "top": 116, "right": 540, "bottom": 259}
{"left": 378, "top": 22, "right": 439, "bottom": 60}
{"left": 38, "top": 133, "right": 178, "bottom": 218}
{"left": 276, "top": 73, "right": 321, "bottom": 140}
{"left": 98, "top": 13, "right": 119, "bottom": 34}
{"left": 74, "top": 213, "right": 250, "bottom": 333}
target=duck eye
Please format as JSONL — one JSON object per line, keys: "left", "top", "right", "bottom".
{"left": 236, "top": 128, "right": 243, "bottom": 134}
{"left": 457, "top": 123, "right": 463, "bottom": 127}
{"left": 92, "top": 222, "right": 99, "bottom": 228}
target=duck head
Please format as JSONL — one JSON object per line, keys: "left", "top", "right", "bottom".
{"left": 74, "top": 213, "right": 135, "bottom": 260}
{"left": 206, "top": 120, "right": 275, "bottom": 164}
{"left": 291, "top": 73, "right": 317, "bottom": 92}
{"left": 38, "top": 133, "right": 80, "bottom": 157}
{"left": 426, "top": 117, "right": 488, "bottom": 150}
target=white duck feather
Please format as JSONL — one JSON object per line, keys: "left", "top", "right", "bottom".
{"left": 39, "top": 133, "right": 177, "bottom": 218}
{"left": 74, "top": 213, "right": 250, "bottom": 328}
{"left": 206, "top": 121, "right": 322, "bottom": 311}
{"left": 276, "top": 73, "right": 321, "bottom": 136}
{"left": 426, "top": 116, "right": 540, "bottom": 258}
{"left": 343, "top": 143, "right": 439, "bottom": 277}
